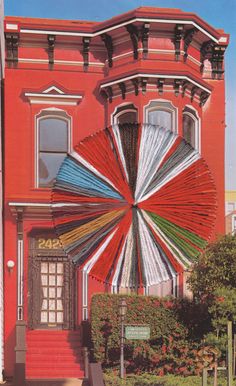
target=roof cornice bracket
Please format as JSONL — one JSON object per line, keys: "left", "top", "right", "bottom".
{"left": 47, "top": 34, "right": 56, "bottom": 67}
{"left": 174, "top": 79, "right": 182, "bottom": 97}
{"left": 101, "top": 33, "right": 113, "bottom": 68}
{"left": 132, "top": 79, "right": 139, "bottom": 96}
{"left": 211, "top": 45, "right": 226, "bottom": 80}
{"left": 82, "top": 37, "right": 91, "bottom": 70}
{"left": 184, "top": 28, "right": 197, "bottom": 62}
{"left": 141, "top": 22, "right": 150, "bottom": 58}
{"left": 141, "top": 77, "right": 148, "bottom": 94}
{"left": 174, "top": 24, "right": 184, "bottom": 61}
{"left": 5, "top": 32, "right": 19, "bottom": 67}
{"left": 191, "top": 86, "right": 198, "bottom": 102}
{"left": 126, "top": 24, "right": 139, "bottom": 60}
{"left": 199, "top": 91, "right": 209, "bottom": 106}
{"left": 157, "top": 79, "right": 165, "bottom": 95}
{"left": 119, "top": 82, "right": 126, "bottom": 100}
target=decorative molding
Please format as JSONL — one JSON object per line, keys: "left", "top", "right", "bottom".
{"left": 20, "top": 17, "right": 221, "bottom": 44}
{"left": 126, "top": 24, "right": 139, "bottom": 60}
{"left": 47, "top": 34, "right": 55, "bottom": 66}
{"left": 141, "top": 23, "right": 150, "bottom": 58}
{"left": 200, "top": 40, "right": 215, "bottom": 73}
{"left": 211, "top": 45, "right": 226, "bottom": 79}
{"left": 174, "top": 24, "right": 184, "bottom": 61}
{"left": 82, "top": 37, "right": 91, "bottom": 69}
{"left": 24, "top": 85, "right": 83, "bottom": 106}
{"left": 5, "top": 33, "right": 19, "bottom": 65}
{"left": 157, "top": 79, "right": 165, "bottom": 95}
{"left": 191, "top": 86, "right": 198, "bottom": 102}
{"left": 107, "top": 86, "right": 113, "bottom": 103}
{"left": 184, "top": 28, "right": 197, "bottom": 61}
{"left": 100, "top": 73, "right": 212, "bottom": 94}
{"left": 101, "top": 33, "right": 113, "bottom": 67}
{"left": 118, "top": 82, "right": 126, "bottom": 100}
{"left": 141, "top": 78, "right": 148, "bottom": 94}
{"left": 132, "top": 78, "right": 139, "bottom": 96}
{"left": 199, "top": 91, "right": 209, "bottom": 106}
{"left": 174, "top": 79, "right": 182, "bottom": 97}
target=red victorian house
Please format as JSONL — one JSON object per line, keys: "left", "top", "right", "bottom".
{"left": 3, "top": 7, "right": 229, "bottom": 384}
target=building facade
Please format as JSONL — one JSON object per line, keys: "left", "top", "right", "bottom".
{"left": 4, "top": 7, "right": 228, "bottom": 382}
{"left": 225, "top": 190, "right": 236, "bottom": 234}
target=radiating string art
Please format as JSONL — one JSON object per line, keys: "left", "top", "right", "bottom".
{"left": 52, "top": 123, "right": 217, "bottom": 289}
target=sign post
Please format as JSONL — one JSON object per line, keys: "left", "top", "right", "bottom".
{"left": 125, "top": 326, "right": 150, "bottom": 340}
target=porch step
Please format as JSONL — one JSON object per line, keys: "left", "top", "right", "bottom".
{"left": 26, "top": 330, "right": 84, "bottom": 380}
{"left": 26, "top": 379, "right": 88, "bottom": 386}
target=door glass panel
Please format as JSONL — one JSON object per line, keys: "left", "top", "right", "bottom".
{"left": 57, "top": 275, "right": 63, "bottom": 286}
{"left": 57, "top": 263, "right": 63, "bottom": 273}
{"left": 49, "top": 312, "right": 56, "bottom": 322}
{"left": 40, "top": 261, "right": 65, "bottom": 325}
{"left": 41, "top": 312, "right": 47, "bottom": 323}
{"left": 41, "top": 275, "right": 48, "bottom": 285}
{"left": 57, "top": 312, "right": 63, "bottom": 323}
{"left": 49, "top": 263, "right": 56, "bottom": 273}
{"left": 57, "top": 300, "right": 63, "bottom": 311}
{"left": 41, "top": 263, "right": 48, "bottom": 273}
{"left": 49, "top": 287, "right": 56, "bottom": 298}
{"left": 42, "top": 300, "right": 48, "bottom": 310}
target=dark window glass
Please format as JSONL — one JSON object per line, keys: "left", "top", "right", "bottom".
{"left": 117, "top": 111, "right": 137, "bottom": 124}
{"left": 39, "top": 118, "right": 68, "bottom": 188}
{"left": 183, "top": 114, "right": 195, "bottom": 148}
{"left": 148, "top": 110, "right": 172, "bottom": 130}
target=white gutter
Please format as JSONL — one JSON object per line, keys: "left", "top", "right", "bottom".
{"left": 19, "top": 16, "right": 220, "bottom": 43}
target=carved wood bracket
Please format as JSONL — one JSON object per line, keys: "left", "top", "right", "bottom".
{"left": 101, "top": 33, "right": 113, "bottom": 67}
{"left": 5, "top": 33, "right": 19, "bottom": 66}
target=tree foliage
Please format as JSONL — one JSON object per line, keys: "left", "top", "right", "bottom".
{"left": 188, "top": 234, "right": 236, "bottom": 301}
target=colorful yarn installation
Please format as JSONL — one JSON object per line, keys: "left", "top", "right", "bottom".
{"left": 52, "top": 123, "right": 217, "bottom": 289}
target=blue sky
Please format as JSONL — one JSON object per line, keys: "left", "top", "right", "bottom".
{"left": 5, "top": 0, "right": 236, "bottom": 189}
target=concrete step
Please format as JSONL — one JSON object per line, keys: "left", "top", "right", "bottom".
{"left": 26, "top": 379, "right": 88, "bottom": 386}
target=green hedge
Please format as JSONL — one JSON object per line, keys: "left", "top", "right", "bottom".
{"left": 90, "top": 294, "right": 206, "bottom": 375}
{"left": 104, "top": 373, "right": 235, "bottom": 386}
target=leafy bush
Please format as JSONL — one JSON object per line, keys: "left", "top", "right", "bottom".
{"left": 104, "top": 373, "right": 235, "bottom": 385}
{"left": 188, "top": 234, "right": 236, "bottom": 302}
{"left": 90, "top": 294, "right": 207, "bottom": 375}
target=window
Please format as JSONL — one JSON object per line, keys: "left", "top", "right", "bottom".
{"left": 145, "top": 100, "right": 177, "bottom": 132}
{"left": 182, "top": 107, "right": 199, "bottom": 150}
{"left": 112, "top": 104, "right": 138, "bottom": 124}
{"left": 37, "top": 112, "right": 70, "bottom": 188}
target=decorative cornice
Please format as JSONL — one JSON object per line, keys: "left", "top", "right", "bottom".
{"left": 183, "top": 28, "right": 197, "bottom": 61}
{"left": 47, "top": 34, "right": 55, "bottom": 66}
{"left": 101, "top": 33, "right": 113, "bottom": 67}
{"left": 174, "top": 24, "right": 184, "bottom": 61}
{"left": 126, "top": 24, "right": 139, "bottom": 60}
{"left": 82, "top": 37, "right": 91, "bottom": 69}
{"left": 141, "top": 23, "right": 150, "bottom": 58}
{"left": 24, "top": 85, "right": 83, "bottom": 105}
{"left": 100, "top": 73, "right": 211, "bottom": 106}
{"left": 5, "top": 32, "right": 19, "bottom": 66}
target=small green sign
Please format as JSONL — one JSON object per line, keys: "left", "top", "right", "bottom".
{"left": 125, "top": 325, "right": 150, "bottom": 340}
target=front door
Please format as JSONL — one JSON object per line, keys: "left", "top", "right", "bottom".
{"left": 28, "top": 233, "right": 75, "bottom": 329}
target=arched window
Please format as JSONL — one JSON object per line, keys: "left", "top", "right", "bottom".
{"left": 182, "top": 107, "right": 199, "bottom": 150}
{"left": 112, "top": 104, "right": 138, "bottom": 124}
{"left": 36, "top": 111, "right": 70, "bottom": 188}
{"left": 145, "top": 100, "right": 177, "bottom": 132}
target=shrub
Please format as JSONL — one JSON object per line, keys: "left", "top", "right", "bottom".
{"left": 90, "top": 294, "right": 204, "bottom": 375}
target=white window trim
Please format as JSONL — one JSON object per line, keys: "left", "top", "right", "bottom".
{"left": 144, "top": 99, "right": 178, "bottom": 134}
{"left": 35, "top": 108, "right": 72, "bottom": 188}
{"left": 183, "top": 105, "right": 201, "bottom": 152}
{"left": 111, "top": 102, "right": 138, "bottom": 125}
